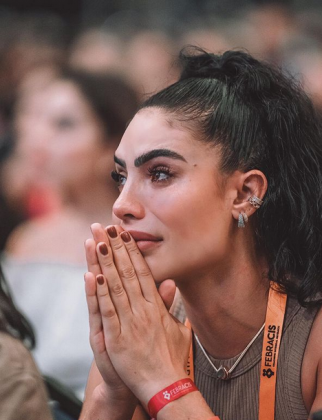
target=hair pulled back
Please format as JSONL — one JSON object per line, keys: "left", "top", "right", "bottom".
{"left": 141, "top": 47, "right": 322, "bottom": 306}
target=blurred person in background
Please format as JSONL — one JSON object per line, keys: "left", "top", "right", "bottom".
{"left": 68, "top": 27, "right": 126, "bottom": 75}
{"left": 0, "top": 11, "right": 69, "bottom": 137}
{"left": 0, "top": 265, "right": 52, "bottom": 420}
{"left": 124, "top": 29, "right": 179, "bottom": 98}
{"left": 0, "top": 10, "right": 69, "bottom": 250}
{"left": 2, "top": 70, "right": 139, "bottom": 397}
{"left": 2, "top": 68, "right": 65, "bottom": 222}
{"left": 176, "top": 16, "right": 231, "bottom": 54}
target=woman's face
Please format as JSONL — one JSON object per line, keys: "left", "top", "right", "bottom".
{"left": 15, "top": 80, "right": 109, "bottom": 190}
{"left": 113, "top": 108, "right": 239, "bottom": 283}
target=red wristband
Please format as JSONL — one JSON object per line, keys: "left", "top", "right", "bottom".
{"left": 147, "top": 378, "right": 198, "bottom": 418}
{"left": 207, "top": 417, "right": 220, "bottom": 420}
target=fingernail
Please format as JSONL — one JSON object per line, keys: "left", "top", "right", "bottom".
{"left": 97, "top": 275, "right": 105, "bottom": 285}
{"left": 107, "top": 226, "right": 117, "bottom": 238}
{"left": 121, "top": 232, "right": 131, "bottom": 243}
{"left": 99, "top": 243, "right": 108, "bottom": 255}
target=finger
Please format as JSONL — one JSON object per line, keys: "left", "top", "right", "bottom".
{"left": 95, "top": 273, "right": 121, "bottom": 338}
{"left": 91, "top": 223, "right": 110, "bottom": 245}
{"left": 85, "top": 238, "right": 102, "bottom": 276}
{"left": 104, "top": 227, "right": 145, "bottom": 308}
{"left": 118, "top": 230, "right": 159, "bottom": 304}
{"left": 96, "top": 241, "right": 133, "bottom": 320}
{"left": 110, "top": 225, "right": 124, "bottom": 235}
{"left": 90, "top": 223, "right": 124, "bottom": 245}
{"left": 84, "top": 272, "right": 106, "bottom": 354}
{"left": 158, "top": 279, "right": 177, "bottom": 311}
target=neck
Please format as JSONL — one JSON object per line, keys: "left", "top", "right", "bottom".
{"left": 177, "top": 242, "right": 269, "bottom": 359}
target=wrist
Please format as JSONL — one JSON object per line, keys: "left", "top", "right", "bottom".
{"left": 147, "top": 378, "right": 198, "bottom": 419}
{"left": 155, "top": 389, "right": 215, "bottom": 420}
{"left": 136, "top": 372, "right": 188, "bottom": 407}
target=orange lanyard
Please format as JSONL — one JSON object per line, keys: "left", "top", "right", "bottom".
{"left": 185, "top": 286, "right": 287, "bottom": 420}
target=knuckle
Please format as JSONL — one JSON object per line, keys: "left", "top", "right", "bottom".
{"left": 112, "top": 241, "right": 124, "bottom": 251}
{"left": 101, "top": 259, "right": 114, "bottom": 269}
{"left": 119, "top": 266, "right": 136, "bottom": 279}
{"left": 138, "top": 268, "right": 151, "bottom": 277}
{"left": 101, "top": 307, "right": 117, "bottom": 318}
{"left": 111, "top": 283, "right": 124, "bottom": 296}
{"left": 97, "top": 289, "right": 109, "bottom": 298}
{"left": 89, "top": 305, "right": 100, "bottom": 316}
{"left": 127, "top": 243, "right": 139, "bottom": 253}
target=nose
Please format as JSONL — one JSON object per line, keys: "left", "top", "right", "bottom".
{"left": 113, "top": 184, "right": 145, "bottom": 222}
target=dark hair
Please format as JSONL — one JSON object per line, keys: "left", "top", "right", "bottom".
{"left": 60, "top": 70, "right": 139, "bottom": 148}
{"left": 141, "top": 47, "right": 322, "bottom": 306}
{"left": 0, "top": 265, "right": 35, "bottom": 348}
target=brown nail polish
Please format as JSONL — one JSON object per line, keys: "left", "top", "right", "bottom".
{"left": 121, "top": 232, "right": 131, "bottom": 243}
{"left": 97, "top": 275, "right": 105, "bottom": 285}
{"left": 107, "top": 226, "right": 117, "bottom": 238}
{"left": 99, "top": 243, "right": 108, "bottom": 255}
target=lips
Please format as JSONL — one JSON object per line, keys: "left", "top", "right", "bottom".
{"left": 127, "top": 230, "right": 162, "bottom": 252}
{"left": 127, "top": 231, "right": 162, "bottom": 242}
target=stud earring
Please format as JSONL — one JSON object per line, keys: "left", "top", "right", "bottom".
{"left": 238, "top": 212, "right": 248, "bottom": 228}
{"left": 248, "top": 195, "right": 263, "bottom": 209}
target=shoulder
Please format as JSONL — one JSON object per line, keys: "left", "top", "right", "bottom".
{"left": 0, "top": 332, "right": 52, "bottom": 419}
{"left": 0, "top": 331, "right": 40, "bottom": 380}
{"left": 301, "top": 304, "right": 322, "bottom": 413}
{"left": 5, "top": 211, "right": 88, "bottom": 263}
{"left": 6, "top": 214, "right": 60, "bottom": 257}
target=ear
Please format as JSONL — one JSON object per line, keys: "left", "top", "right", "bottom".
{"left": 231, "top": 170, "right": 268, "bottom": 222}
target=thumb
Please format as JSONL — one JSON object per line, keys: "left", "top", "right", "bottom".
{"left": 158, "top": 279, "right": 176, "bottom": 311}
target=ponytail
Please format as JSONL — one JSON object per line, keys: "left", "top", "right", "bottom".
{"left": 141, "top": 47, "right": 322, "bottom": 306}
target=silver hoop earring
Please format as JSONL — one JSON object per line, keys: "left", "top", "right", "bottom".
{"left": 238, "top": 212, "right": 245, "bottom": 228}
{"left": 238, "top": 212, "right": 248, "bottom": 228}
{"left": 248, "top": 195, "right": 263, "bottom": 209}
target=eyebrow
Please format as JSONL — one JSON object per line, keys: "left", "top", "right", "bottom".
{"left": 134, "top": 149, "right": 187, "bottom": 167}
{"left": 114, "top": 155, "right": 126, "bottom": 168}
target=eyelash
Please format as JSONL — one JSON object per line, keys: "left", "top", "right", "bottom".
{"left": 111, "top": 170, "right": 126, "bottom": 187}
{"left": 147, "top": 165, "right": 174, "bottom": 183}
{"left": 111, "top": 165, "right": 174, "bottom": 187}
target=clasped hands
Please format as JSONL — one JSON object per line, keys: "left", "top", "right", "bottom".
{"left": 84, "top": 223, "right": 191, "bottom": 412}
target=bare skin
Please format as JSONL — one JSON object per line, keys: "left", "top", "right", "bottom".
{"left": 80, "top": 109, "right": 322, "bottom": 419}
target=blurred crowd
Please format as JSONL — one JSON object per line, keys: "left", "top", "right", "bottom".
{"left": 1, "top": 0, "right": 322, "bottom": 415}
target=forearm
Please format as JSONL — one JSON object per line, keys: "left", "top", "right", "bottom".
{"left": 80, "top": 385, "right": 137, "bottom": 420}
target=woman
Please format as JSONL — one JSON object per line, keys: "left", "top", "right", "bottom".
{"left": 81, "top": 49, "right": 322, "bottom": 419}
{"left": 0, "top": 266, "right": 52, "bottom": 419}
{"left": 3, "top": 70, "right": 139, "bottom": 397}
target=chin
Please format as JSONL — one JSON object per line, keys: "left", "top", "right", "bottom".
{"left": 144, "top": 257, "right": 171, "bottom": 283}
{"left": 146, "top": 259, "right": 185, "bottom": 286}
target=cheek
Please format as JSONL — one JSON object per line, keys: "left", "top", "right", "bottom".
{"left": 148, "top": 185, "right": 232, "bottom": 278}
{"left": 152, "top": 183, "right": 226, "bottom": 239}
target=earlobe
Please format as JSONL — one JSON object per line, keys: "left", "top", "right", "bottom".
{"left": 231, "top": 170, "right": 267, "bottom": 222}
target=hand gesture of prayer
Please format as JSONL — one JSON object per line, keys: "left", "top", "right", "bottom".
{"left": 83, "top": 223, "right": 192, "bottom": 418}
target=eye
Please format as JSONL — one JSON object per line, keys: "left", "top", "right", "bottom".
{"left": 55, "top": 117, "right": 77, "bottom": 130}
{"left": 148, "top": 166, "right": 173, "bottom": 183}
{"left": 111, "top": 170, "right": 127, "bottom": 187}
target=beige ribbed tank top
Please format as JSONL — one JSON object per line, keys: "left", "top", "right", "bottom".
{"left": 171, "top": 294, "right": 320, "bottom": 420}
